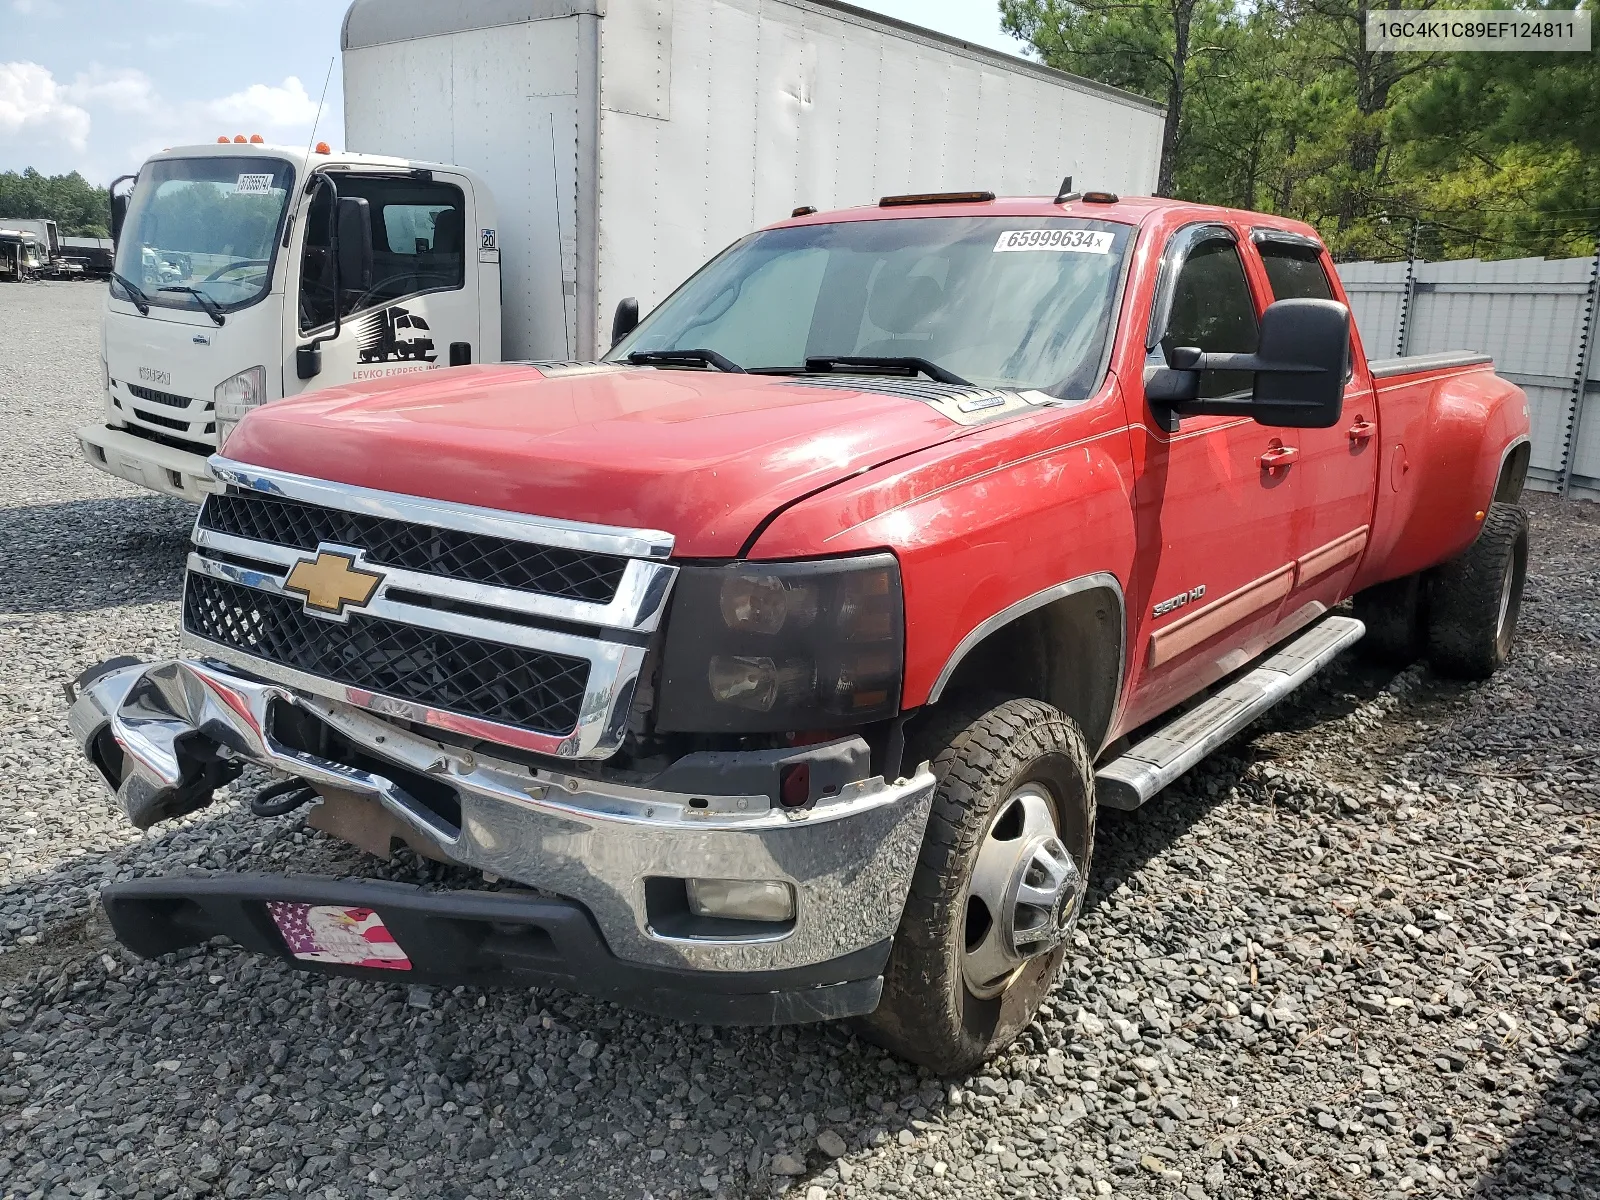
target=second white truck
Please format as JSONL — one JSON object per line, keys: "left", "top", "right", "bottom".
{"left": 80, "top": 0, "right": 1163, "bottom": 502}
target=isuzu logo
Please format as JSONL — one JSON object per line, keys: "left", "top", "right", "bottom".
{"left": 283, "top": 547, "right": 384, "bottom": 619}
{"left": 138, "top": 366, "right": 171, "bottom": 386}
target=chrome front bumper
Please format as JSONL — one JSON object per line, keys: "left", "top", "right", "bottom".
{"left": 69, "top": 658, "right": 936, "bottom": 974}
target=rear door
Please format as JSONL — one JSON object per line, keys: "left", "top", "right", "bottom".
{"left": 284, "top": 171, "right": 479, "bottom": 397}
{"left": 1245, "top": 231, "right": 1380, "bottom": 622}
{"left": 1122, "top": 224, "right": 1299, "bottom": 728}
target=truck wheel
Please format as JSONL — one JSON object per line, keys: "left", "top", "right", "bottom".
{"left": 1425, "top": 502, "right": 1529, "bottom": 680}
{"left": 862, "top": 696, "right": 1094, "bottom": 1075}
{"left": 1353, "top": 573, "right": 1425, "bottom": 665}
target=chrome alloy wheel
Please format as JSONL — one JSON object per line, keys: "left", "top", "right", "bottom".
{"left": 1495, "top": 553, "right": 1517, "bottom": 651}
{"left": 960, "top": 782, "right": 1085, "bottom": 999}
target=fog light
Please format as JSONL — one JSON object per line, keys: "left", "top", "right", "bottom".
{"left": 685, "top": 878, "right": 795, "bottom": 923}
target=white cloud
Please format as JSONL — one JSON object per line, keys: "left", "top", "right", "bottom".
{"left": 11, "top": 0, "right": 64, "bottom": 15}
{"left": 206, "top": 76, "right": 320, "bottom": 131}
{"left": 66, "top": 66, "right": 157, "bottom": 114}
{"left": 0, "top": 61, "right": 89, "bottom": 150}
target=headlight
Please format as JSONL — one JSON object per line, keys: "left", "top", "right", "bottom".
{"left": 655, "top": 553, "right": 904, "bottom": 733}
{"left": 214, "top": 365, "right": 267, "bottom": 448}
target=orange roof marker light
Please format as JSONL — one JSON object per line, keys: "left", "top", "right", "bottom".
{"left": 249, "top": 134, "right": 264, "bottom": 144}
{"left": 217, "top": 136, "right": 230, "bottom": 144}
{"left": 314, "top": 141, "right": 331, "bottom": 155}
{"left": 233, "top": 134, "right": 247, "bottom": 143}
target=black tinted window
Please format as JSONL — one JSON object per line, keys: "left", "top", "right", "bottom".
{"left": 1163, "top": 240, "right": 1258, "bottom": 397}
{"left": 300, "top": 176, "right": 465, "bottom": 333}
{"left": 1260, "top": 244, "right": 1335, "bottom": 301}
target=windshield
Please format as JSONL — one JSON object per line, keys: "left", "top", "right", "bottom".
{"left": 612, "top": 216, "right": 1134, "bottom": 395}
{"left": 112, "top": 155, "right": 293, "bottom": 314}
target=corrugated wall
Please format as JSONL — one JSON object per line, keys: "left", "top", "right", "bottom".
{"left": 1338, "top": 254, "right": 1600, "bottom": 500}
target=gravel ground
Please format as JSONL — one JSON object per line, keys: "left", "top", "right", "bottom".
{"left": 1, "top": 280, "right": 1596, "bottom": 1200}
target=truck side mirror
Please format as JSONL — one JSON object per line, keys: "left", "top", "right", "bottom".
{"left": 108, "top": 173, "right": 136, "bottom": 247}
{"left": 1247, "top": 299, "right": 1349, "bottom": 428}
{"left": 611, "top": 297, "right": 640, "bottom": 348}
{"left": 1146, "top": 300, "right": 1350, "bottom": 431}
{"left": 110, "top": 193, "right": 129, "bottom": 246}
{"left": 335, "top": 196, "right": 374, "bottom": 295}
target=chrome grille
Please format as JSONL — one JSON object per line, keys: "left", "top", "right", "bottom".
{"left": 186, "top": 573, "right": 591, "bottom": 735}
{"left": 181, "top": 457, "right": 678, "bottom": 759}
{"left": 199, "top": 492, "right": 627, "bottom": 602}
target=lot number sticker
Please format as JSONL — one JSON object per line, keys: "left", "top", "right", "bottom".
{"left": 234, "top": 173, "right": 276, "bottom": 195}
{"left": 994, "top": 229, "right": 1114, "bottom": 254}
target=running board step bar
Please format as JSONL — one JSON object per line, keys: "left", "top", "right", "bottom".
{"left": 1095, "top": 615, "right": 1366, "bottom": 811}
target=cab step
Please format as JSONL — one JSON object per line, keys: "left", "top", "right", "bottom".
{"left": 1095, "top": 615, "right": 1366, "bottom": 810}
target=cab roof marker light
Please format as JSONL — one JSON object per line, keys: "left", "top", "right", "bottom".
{"left": 249, "top": 134, "right": 264, "bottom": 144}
{"left": 216, "top": 136, "right": 230, "bottom": 144}
{"left": 1082, "top": 191, "right": 1119, "bottom": 204}
{"left": 879, "top": 191, "right": 996, "bottom": 208}
{"left": 233, "top": 135, "right": 247, "bottom": 143}
{"left": 314, "top": 141, "right": 331, "bottom": 155}
{"left": 792, "top": 206, "right": 817, "bottom": 218}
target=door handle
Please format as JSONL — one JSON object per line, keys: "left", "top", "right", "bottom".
{"left": 1259, "top": 444, "right": 1299, "bottom": 474}
{"left": 1347, "top": 418, "right": 1377, "bottom": 443}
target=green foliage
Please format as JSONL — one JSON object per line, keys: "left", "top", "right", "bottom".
{"left": 1001, "top": 0, "right": 1600, "bottom": 261}
{"left": 0, "top": 168, "right": 111, "bottom": 238}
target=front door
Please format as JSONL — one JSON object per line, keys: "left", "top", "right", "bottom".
{"left": 1121, "top": 227, "right": 1300, "bottom": 729}
{"left": 284, "top": 171, "right": 479, "bottom": 397}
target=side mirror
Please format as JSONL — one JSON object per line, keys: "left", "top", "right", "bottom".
{"left": 110, "top": 193, "right": 129, "bottom": 246}
{"left": 611, "top": 296, "right": 640, "bottom": 348}
{"left": 1147, "top": 299, "right": 1350, "bottom": 430}
{"left": 1249, "top": 299, "right": 1349, "bottom": 427}
{"left": 296, "top": 344, "right": 322, "bottom": 380}
{"left": 108, "top": 173, "right": 136, "bottom": 247}
{"left": 334, "top": 196, "right": 374, "bottom": 295}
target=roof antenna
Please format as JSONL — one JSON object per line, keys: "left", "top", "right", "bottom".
{"left": 1054, "top": 175, "right": 1081, "bottom": 204}
{"left": 303, "top": 56, "right": 335, "bottom": 161}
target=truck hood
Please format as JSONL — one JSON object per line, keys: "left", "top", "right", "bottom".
{"left": 223, "top": 363, "right": 979, "bottom": 556}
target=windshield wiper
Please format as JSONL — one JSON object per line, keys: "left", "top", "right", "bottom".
{"left": 159, "top": 285, "right": 226, "bottom": 326}
{"left": 110, "top": 272, "right": 150, "bottom": 316}
{"left": 627, "top": 349, "right": 746, "bottom": 374}
{"left": 804, "top": 355, "right": 970, "bottom": 386}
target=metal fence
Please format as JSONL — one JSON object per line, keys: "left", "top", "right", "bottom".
{"left": 1337, "top": 253, "right": 1600, "bottom": 501}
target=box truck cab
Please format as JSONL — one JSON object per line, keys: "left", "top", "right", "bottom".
{"left": 81, "top": 143, "right": 500, "bottom": 500}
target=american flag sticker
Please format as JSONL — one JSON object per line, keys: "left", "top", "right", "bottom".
{"left": 266, "top": 903, "right": 412, "bottom": 970}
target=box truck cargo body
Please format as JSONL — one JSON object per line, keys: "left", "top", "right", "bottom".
{"left": 341, "top": 0, "right": 1166, "bottom": 360}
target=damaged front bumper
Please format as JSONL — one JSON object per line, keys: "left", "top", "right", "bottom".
{"left": 68, "top": 658, "right": 936, "bottom": 1020}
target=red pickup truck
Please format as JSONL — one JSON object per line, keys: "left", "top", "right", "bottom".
{"left": 69, "top": 191, "right": 1531, "bottom": 1073}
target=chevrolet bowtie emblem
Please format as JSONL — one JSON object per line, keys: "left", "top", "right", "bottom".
{"left": 283, "top": 548, "right": 383, "bottom": 617}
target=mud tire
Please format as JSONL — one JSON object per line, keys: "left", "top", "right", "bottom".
{"left": 1425, "top": 502, "right": 1529, "bottom": 680}
{"left": 859, "top": 695, "right": 1095, "bottom": 1075}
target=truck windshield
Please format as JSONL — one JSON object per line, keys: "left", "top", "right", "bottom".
{"left": 111, "top": 156, "right": 293, "bottom": 315}
{"left": 612, "top": 215, "right": 1133, "bottom": 395}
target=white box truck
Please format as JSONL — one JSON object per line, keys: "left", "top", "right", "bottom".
{"left": 80, "top": 0, "right": 1164, "bottom": 502}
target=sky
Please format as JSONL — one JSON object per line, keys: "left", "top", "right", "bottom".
{"left": 0, "top": 0, "right": 1030, "bottom": 186}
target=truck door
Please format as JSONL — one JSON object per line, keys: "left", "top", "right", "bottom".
{"left": 1244, "top": 232, "right": 1380, "bottom": 620}
{"left": 1121, "top": 225, "right": 1300, "bottom": 728}
{"left": 287, "top": 171, "right": 477, "bottom": 395}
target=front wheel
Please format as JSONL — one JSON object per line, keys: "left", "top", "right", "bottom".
{"left": 861, "top": 696, "right": 1095, "bottom": 1074}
